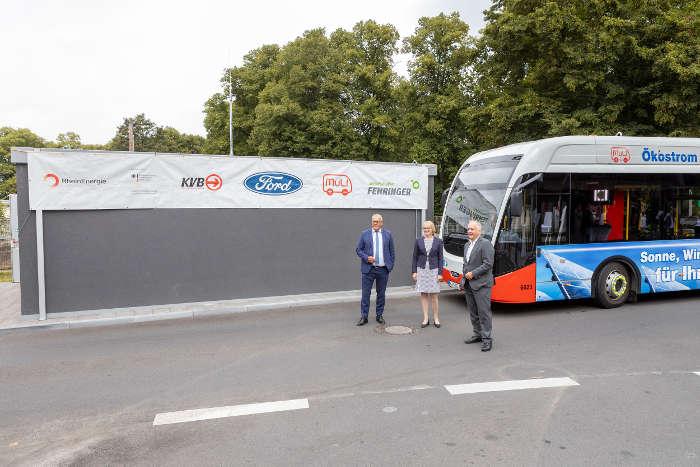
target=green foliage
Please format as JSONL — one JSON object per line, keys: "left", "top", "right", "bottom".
{"left": 55, "top": 131, "right": 82, "bottom": 149}
{"left": 400, "top": 12, "right": 476, "bottom": 207}
{"left": 108, "top": 114, "right": 204, "bottom": 153}
{"left": 469, "top": 0, "right": 700, "bottom": 147}
{"left": 205, "top": 22, "right": 401, "bottom": 160}
{"left": 0, "top": 127, "right": 47, "bottom": 199}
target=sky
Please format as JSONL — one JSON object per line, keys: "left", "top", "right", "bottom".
{"left": 1, "top": 0, "right": 493, "bottom": 144}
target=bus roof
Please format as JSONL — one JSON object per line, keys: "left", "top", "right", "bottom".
{"left": 465, "top": 136, "right": 700, "bottom": 184}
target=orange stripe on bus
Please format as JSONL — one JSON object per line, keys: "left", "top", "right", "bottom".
{"left": 491, "top": 263, "right": 537, "bottom": 303}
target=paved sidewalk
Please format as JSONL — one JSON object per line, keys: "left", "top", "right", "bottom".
{"left": 0, "top": 282, "right": 21, "bottom": 329}
{"left": 0, "top": 282, "right": 457, "bottom": 331}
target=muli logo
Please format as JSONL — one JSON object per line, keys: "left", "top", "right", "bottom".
{"left": 641, "top": 147, "right": 698, "bottom": 164}
{"left": 244, "top": 172, "right": 303, "bottom": 196}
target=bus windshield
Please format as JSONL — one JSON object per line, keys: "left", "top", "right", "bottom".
{"left": 443, "top": 158, "right": 518, "bottom": 256}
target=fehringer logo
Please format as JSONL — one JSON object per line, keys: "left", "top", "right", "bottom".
{"left": 610, "top": 146, "right": 631, "bottom": 164}
{"left": 44, "top": 173, "right": 60, "bottom": 187}
{"left": 322, "top": 174, "right": 352, "bottom": 196}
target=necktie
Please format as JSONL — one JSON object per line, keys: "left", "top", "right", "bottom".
{"left": 375, "top": 231, "right": 382, "bottom": 265}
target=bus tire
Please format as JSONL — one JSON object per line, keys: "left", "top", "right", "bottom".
{"left": 594, "top": 262, "right": 630, "bottom": 308}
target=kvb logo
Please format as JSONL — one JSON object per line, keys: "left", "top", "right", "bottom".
{"left": 322, "top": 174, "right": 352, "bottom": 196}
{"left": 610, "top": 146, "right": 631, "bottom": 164}
{"left": 43, "top": 173, "right": 60, "bottom": 187}
{"left": 205, "top": 174, "right": 222, "bottom": 191}
{"left": 181, "top": 173, "right": 223, "bottom": 191}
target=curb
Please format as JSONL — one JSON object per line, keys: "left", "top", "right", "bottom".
{"left": 0, "top": 287, "right": 459, "bottom": 332}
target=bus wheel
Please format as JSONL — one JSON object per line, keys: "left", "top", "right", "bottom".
{"left": 595, "top": 262, "right": 630, "bottom": 308}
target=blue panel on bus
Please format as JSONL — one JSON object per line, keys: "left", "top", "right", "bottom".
{"left": 535, "top": 240, "right": 700, "bottom": 301}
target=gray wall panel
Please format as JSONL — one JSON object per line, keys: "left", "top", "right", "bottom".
{"left": 17, "top": 165, "right": 39, "bottom": 316}
{"left": 40, "top": 208, "right": 419, "bottom": 313}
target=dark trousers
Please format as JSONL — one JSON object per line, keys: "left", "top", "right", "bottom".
{"left": 464, "top": 284, "right": 493, "bottom": 340}
{"left": 361, "top": 266, "right": 389, "bottom": 318}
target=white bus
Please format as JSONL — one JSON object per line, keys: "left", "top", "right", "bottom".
{"left": 439, "top": 136, "right": 700, "bottom": 308}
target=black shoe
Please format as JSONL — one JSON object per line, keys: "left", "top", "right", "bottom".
{"left": 376, "top": 316, "right": 385, "bottom": 324}
{"left": 421, "top": 321, "right": 429, "bottom": 328}
{"left": 434, "top": 322, "right": 441, "bottom": 328}
{"left": 481, "top": 340, "right": 492, "bottom": 352}
{"left": 357, "top": 317, "right": 368, "bottom": 326}
{"left": 464, "top": 335, "right": 482, "bottom": 344}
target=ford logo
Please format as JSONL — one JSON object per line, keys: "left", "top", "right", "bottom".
{"left": 244, "top": 172, "right": 303, "bottom": 196}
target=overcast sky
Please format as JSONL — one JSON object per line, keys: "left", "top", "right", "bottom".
{"left": 2, "top": 0, "right": 492, "bottom": 144}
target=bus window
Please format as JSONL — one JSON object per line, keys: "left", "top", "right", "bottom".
{"left": 442, "top": 158, "right": 518, "bottom": 256}
{"left": 495, "top": 176, "right": 537, "bottom": 275}
{"left": 536, "top": 173, "right": 570, "bottom": 245}
{"left": 570, "top": 173, "right": 699, "bottom": 242}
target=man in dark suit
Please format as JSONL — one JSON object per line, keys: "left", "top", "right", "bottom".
{"left": 461, "top": 220, "right": 495, "bottom": 351}
{"left": 355, "top": 213, "right": 395, "bottom": 326}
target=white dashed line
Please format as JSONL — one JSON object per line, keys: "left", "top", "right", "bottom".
{"left": 694, "top": 371, "right": 700, "bottom": 376}
{"left": 444, "top": 377, "right": 579, "bottom": 395}
{"left": 153, "top": 398, "right": 309, "bottom": 426}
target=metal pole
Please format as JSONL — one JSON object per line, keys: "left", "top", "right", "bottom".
{"left": 128, "top": 120, "right": 135, "bottom": 152}
{"left": 228, "top": 68, "right": 234, "bottom": 157}
{"left": 10, "top": 194, "right": 20, "bottom": 283}
{"left": 36, "top": 209, "right": 47, "bottom": 320}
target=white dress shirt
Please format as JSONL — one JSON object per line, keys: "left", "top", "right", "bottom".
{"left": 466, "top": 235, "right": 480, "bottom": 263}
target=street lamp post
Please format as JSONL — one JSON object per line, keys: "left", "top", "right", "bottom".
{"left": 228, "top": 67, "right": 234, "bottom": 157}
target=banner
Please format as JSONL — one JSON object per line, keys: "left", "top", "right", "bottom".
{"left": 28, "top": 152, "right": 430, "bottom": 211}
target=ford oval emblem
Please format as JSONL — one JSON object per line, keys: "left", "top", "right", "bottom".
{"left": 243, "top": 172, "right": 303, "bottom": 196}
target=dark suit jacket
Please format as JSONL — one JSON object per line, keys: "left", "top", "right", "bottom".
{"left": 356, "top": 228, "right": 395, "bottom": 273}
{"left": 461, "top": 236, "right": 495, "bottom": 291}
{"left": 411, "top": 237, "right": 444, "bottom": 273}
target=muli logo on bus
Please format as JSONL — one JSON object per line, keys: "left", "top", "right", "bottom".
{"left": 641, "top": 147, "right": 698, "bottom": 164}
{"left": 244, "top": 172, "right": 303, "bottom": 195}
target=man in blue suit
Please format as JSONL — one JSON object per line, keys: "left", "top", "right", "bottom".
{"left": 355, "top": 213, "right": 395, "bottom": 325}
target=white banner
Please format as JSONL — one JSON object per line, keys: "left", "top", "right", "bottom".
{"left": 28, "top": 152, "right": 430, "bottom": 211}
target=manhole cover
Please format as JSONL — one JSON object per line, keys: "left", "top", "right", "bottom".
{"left": 384, "top": 325, "right": 413, "bottom": 335}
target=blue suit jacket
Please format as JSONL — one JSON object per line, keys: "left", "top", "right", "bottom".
{"left": 356, "top": 228, "right": 395, "bottom": 274}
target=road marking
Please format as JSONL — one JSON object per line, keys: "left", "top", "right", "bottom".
{"left": 153, "top": 398, "right": 309, "bottom": 426}
{"left": 444, "top": 377, "right": 579, "bottom": 395}
{"left": 694, "top": 372, "right": 700, "bottom": 376}
{"left": 360, "top": 384, "right": 434, "bottom": 395}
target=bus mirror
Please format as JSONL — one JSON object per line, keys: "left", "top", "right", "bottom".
{"left": 510, "top": 191, "right": 523, "bottom": 216}
{"left": 441, "top": 188, "right": 450, "bottom": 207}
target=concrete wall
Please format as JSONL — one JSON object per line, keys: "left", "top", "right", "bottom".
{"left": 15, "top": 156, "right": 435, "bottom": 315}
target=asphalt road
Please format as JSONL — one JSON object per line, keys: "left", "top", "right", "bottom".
{"left": 1, "top": 291, "right": 699, "bottom": 466}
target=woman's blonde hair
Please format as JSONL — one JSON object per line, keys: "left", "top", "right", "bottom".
{"left": 422, "top": 220, "right": 437, "bottom": 235}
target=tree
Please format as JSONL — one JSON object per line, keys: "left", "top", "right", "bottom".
{"left": 400, "top": 13, "right": 476, "bottom": 207}
{"left": 0, "top": 127, "right": 47, "bottom": 199}
{"left": 108, "top": 114, "right": 158, "bottom": 151}
{"left": 331, "top": 20, "right": 401, "bottom": 161}
{"left": 153, "top": 126, "right": 205, "bottom": 154}
{"left": 249, "top": 28, "right": 359, "bottom": 158}
{"left": 55, "top": 132, "right": 82, "bottom": 149}
{"left": 108, "top": 114, "right": 204, "bottom": 153}
{"left": 469, "top": 0, "right": 700, "bottom": 148}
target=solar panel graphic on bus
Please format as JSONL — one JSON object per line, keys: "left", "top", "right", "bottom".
{"left": 535, "top": 240, "right": 700, "bottom": 301}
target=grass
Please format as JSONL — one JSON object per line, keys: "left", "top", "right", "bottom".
{"left": 0, "top": 270, "right": 11, "bottom": 282}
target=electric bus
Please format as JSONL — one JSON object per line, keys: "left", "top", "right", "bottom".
{"left": 439, "top": 136, "right": 700, "bottom": 308}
